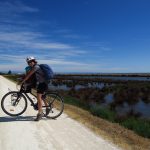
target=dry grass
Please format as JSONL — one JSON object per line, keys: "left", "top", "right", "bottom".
{"left": 63, "top": 103, "right": 150, "bottom": 150}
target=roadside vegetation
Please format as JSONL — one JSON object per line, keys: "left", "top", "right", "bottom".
{"left": 3, "top": 74, "right": 150, "bottom": 150}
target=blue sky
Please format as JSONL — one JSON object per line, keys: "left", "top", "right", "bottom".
{"left": 0, "top": 0, "right": 150, "bottom": 73}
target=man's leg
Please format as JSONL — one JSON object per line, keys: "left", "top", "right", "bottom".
{"left": 37, "top": 93, "right": 43, "bottom": 114}
{"left": 34, "top": 93, "right": 44, "bottom": 121}
{"left": 41, "top": 83, "right": 50, "bottom": 116}
{"left": 43, "top": 98, "right": 51, "bottom": 116}
{"left": 34, "top": 83, "right": 48, "bottom": 121}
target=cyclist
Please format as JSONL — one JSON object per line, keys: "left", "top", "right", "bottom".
{"left": 20, "top": 56, "right": 49, "bottom": 121}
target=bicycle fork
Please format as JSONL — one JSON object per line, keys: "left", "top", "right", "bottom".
{"left": 11, "top": 93, "right": 21, "bottom": 106}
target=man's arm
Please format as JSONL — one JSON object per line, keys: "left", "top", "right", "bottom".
{"left": 21, "top": 69, "right": 35, "bottom": 84}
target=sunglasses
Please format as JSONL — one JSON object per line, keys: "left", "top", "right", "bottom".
{"left": 27, "top": 61, "right": 33, "bottom": 64}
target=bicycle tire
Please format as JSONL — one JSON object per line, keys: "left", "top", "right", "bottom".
{"left": 43, "top": 92, "right": 64, "bottom": 119}
{"left": 1, "top": 91, "right": 28, "bottom": 116}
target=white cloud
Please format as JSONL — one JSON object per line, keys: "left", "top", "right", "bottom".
{"left": 38, "top": 59, "right": 87, "bottom": 66}
{"left": 0, "top": 31, "right": 41, "bottom": 42}
{"left": 0, "top": 1, "right": 38, "bottom": 15}
{"left": 31, "top": 42, "right": 74, "bottom": 49}
{"left": 0, "top": 1, "right": 112, "bottom": 73}
{"left": 0, "top": 31, "right": 77, "bottom": 50}
{"left": 0, "top": 1, "right": 87, "bottom": 58}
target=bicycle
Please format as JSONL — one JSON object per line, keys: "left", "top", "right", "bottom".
{"left": 1, "top": 83, "right": 64, "bottom": 119}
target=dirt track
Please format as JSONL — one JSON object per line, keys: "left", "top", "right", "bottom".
{"left": 0, "top": 75, "right": 122, "bottom": 150}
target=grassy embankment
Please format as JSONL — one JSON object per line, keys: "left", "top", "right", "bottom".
{"left": 3, "top": 74, "right": 150, "bottom": 150}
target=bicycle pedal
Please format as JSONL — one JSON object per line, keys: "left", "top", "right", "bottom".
{"left": 43, "top": 113, "right": 47, "bottom": 117}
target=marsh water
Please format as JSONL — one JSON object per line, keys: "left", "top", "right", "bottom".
{"left": 49, "top": 77, "right": 150, "bottom": 119}
{"left": 49, "top": 82, "right": 107, "bottom": 91}
{"left": 104, "top": 93, "right": 150, "bottom": 119}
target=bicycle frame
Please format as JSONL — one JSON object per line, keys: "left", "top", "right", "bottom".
{"left": 23, "top": 92, "right": 36, "bottom": 107}
{"left": 18, "top": 85, "right": 49, "bottom": 109}
{"left": 16, "top": 84, "right": 37, "bottom": 108}
{"left": 17, "top": 83, "right": 61, "bottom": 109}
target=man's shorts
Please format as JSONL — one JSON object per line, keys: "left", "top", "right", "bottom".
{"left": 37, "top": 82, "right": 48, "bottom": 94}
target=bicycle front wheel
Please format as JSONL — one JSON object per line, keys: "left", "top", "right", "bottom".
{"left": 1, "top": 91, "right": 28, "bottom": 116}
{"left": 43, "top": 93, "right": 64, "bottom": 119}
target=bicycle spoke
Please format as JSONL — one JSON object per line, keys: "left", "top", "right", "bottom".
{"left": 43, "top": 93, "right": 64, "bottom": 119}
{"left": 1, "top": 91, "right": 28, "bottom": 116}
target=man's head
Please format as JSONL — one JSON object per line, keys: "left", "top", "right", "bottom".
{"left": 26, "top": 56, "right": 37, "bottom": 67}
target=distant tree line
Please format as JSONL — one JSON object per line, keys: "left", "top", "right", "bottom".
{"left": 0, "top": 70, "right": 12, "bottom": 75}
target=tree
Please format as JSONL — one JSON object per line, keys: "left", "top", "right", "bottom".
{"left": 8, "top": 70, "right": 12, "bottom": 75}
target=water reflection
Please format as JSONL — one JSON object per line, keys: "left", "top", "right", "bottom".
{"left": 134, "top": 100, "right": 150, "bottom": 118}
{"left": 103, "top": 94, "right": 150, "bottom": 119}
{"left": 49, "top": 82, "right": 111, "bottom": 91}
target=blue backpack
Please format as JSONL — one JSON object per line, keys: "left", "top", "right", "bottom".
{"left": 39, "top": 64, "right": 54, "bottom": 81}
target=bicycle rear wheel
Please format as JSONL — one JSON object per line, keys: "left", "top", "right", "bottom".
{"left": 43, "top": 93, "right": 64, "bottom": 119}
{"left": 1, "top": 91, "right": 28, "bottom": 116}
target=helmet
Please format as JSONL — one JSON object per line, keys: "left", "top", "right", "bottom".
{"left": 26, "top": 56, "right": 36, "bottom": 62}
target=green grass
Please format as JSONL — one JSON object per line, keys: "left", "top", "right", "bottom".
{"left": 90, "top": 105, "right": 116, "bottom": 122}
{"left": 64, "top": 96, "right": 90, "bottom": 110}
{"left": 64, "top": 95, "right": 116, "bottom": 122}
{"left": 121, "top": 117, "right": 150, "bottom": 138}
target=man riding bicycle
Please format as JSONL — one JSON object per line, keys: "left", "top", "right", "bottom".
{"left": 20, "top": 56, "right": 50, "bottom": 121}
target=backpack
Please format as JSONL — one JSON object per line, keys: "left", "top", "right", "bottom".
{"left": 39, "top": 64, "right": 54, "bottom": 81}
